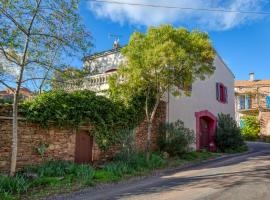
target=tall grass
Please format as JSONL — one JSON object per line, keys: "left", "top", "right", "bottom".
{"left": 0, "top": 150, "right": 218, "bottom": 199}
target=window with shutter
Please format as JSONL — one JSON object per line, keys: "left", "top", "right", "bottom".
{"left": 216, "top": 82, "right": 228, "bottom": 104}
{"left": 239, "top": 95, "right": 245, "bottom": 109}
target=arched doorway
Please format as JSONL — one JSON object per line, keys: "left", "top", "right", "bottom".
{"left": 195, "top": 110, "right": 217, "bottom": 152}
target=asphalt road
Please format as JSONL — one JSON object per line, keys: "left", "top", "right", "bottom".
{"left": 47, "top": 142, "right": 270, "bottom": 200}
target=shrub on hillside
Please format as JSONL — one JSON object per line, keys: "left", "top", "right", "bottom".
{"left": 157, "top": 120, "right": 195, "bottom": 157}
{"left": 216, "top": 113, "right": 247, "bottom": 153}
{"left": 241, "top": 115, "right": 260, "bottom": 141}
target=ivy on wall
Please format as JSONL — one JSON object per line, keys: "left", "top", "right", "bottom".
{"left": 21, "top": 90, "right": 147, "bottom": 149}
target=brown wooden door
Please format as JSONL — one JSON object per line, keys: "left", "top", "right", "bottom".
{"left": 75, "top": 132, "right": 93, "bottom": 164}
{"left": 200, "top": 118, "right": 209, "bottom": 149}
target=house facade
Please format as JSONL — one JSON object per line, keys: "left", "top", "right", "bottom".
{"left": 235, "top": 73, "right": 270, "bottom": 136}
{"left": 0, "top": 87, "right": 33, "bottom": 102}
{"left": 75, "top": 46, "right": 235, "bottom": 152}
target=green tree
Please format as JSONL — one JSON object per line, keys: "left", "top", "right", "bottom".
{"left": 216, "top": 113, "right": 246, "bottom": 152}
{"left": 0, "top": 0, "right": 92, "bottom": 176}
{"left": 241, "top": 115, "right": 260, "bottom": 141}
{"left": 51, "top": 67, "right": 89, "bottom": 90}
{"left": 109, "top": 25, "right": 216, "bottom": 160}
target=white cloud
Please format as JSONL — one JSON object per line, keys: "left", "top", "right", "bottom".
{"left": 87, "top": 0, "right": 265, "bottom": 30}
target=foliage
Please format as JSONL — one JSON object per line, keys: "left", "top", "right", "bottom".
{"left": 0, "top": 0, "right": 92, "bottom": 92}
{"left": 0, "top": 0, "right": 92, "bottom": 176}
{"left": 109, "top": 24, "right": 216, "bottom": 158}
{"left": 35, "top": 143, "right": 49, "bottom": 159}
{"left": 0, "top": 174, "right": 30, "bottom": 196}
{"left": 110, "top": 25, "right": 216, "bottom": 100}
{"left": 21, "top": 160, "right": 94, "bottom": 185}
{"left": 1, "top": 150, "right": 221, "bottom": 199}
{"left": 157, "top": 120, "right": 195, "bottom": 157}
{"left": 0, "top": 98, "right": 13, "bottom": 105}
{"left": 113, "top": 129, "right": 137, "bottom": 163}
{"left": 241, "top": 115, "right": 260, "bottom": 141}
{"left": 216, "top": 113, "right": 246, "bottom": 153}
{"left": 51, "top": 67, "right": 90, "bottom": 90}
{"left": 21, "top": 90, "right": 146, "bottom": 149}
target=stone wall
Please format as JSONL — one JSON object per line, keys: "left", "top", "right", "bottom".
{"left": 260, "top": 111, "right": 270, "bottom": 136}
{"left": 0, "top": 102, "right": 166, "bottom": 171}
{"left": 0, "top": 119, "right": 76, "bottom": 172}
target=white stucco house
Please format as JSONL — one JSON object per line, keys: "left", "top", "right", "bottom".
{"left": 67, "top": 45, "right": 235, "bottom": 152}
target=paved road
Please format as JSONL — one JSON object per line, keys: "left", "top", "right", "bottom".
{"left": 48, "top": 142, "right": 270, "bottom": 200}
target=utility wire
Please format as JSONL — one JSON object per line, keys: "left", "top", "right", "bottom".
{"left": 89, "top": 0, "right": 270, "bottom": 15}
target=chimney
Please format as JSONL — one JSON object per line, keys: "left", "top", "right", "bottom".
{"left": 249, "top": 72, "right": 254, "bottom": 81}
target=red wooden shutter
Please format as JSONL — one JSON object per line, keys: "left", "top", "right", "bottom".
{"left": 216, "top": 83, "right": 220, "bottom": 101}
{"left": 224, "top": 87, "right": 228, "bottom": 103}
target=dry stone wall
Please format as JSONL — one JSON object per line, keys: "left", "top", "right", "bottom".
{"left": 0, "top": 102, "right": 166, "bottom": 172}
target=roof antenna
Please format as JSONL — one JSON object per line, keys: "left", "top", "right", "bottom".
{"left": 109, "top": 34, "right": 122, "bottom": 49}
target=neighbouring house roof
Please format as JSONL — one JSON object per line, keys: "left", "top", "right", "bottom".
{"left": 0, "top": 87, "right": 33, "bottom": 97}
{"left": 235, "top": 80, "right": 270, "bottom": 87}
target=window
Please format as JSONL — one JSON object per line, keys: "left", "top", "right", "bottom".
{"left": 239, "top": 95, "right": 245, "bottom": 109}
{"left": 216, "top": 83, "right": 228, "bottom": 103}
{"left": 239, "top": 95, "right": 252, "bottom": 110}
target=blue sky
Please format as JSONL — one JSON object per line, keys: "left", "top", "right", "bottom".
{"left": 79, "top": 0, "right": 270, "bottom": 80}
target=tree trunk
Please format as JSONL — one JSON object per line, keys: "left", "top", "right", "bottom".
{"left": 145, "top": 98, "right": 160, "bottom": 161}
{"left": 10, "top": 89, "right": 20, "bottom": 176}
{"left": 146, "top": 121, "right": 153, "bottom": 161}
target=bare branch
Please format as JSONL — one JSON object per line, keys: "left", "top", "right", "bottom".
{"left": 0, "top": 7, "right": 28, "bottom": 35}
{"left": 30, "top": 33, "right": 68, "bottom": 44}
{"left": 0, "top": 45, "right": 20, "bottom": 66}
{"left": 0, "top": 79, "right": 13, "bottom": 91}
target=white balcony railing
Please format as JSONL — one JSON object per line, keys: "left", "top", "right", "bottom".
{"left": 63, "top": 72, "right": 116, "bottom": 92}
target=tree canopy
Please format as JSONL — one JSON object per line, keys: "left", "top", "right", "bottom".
{"left": 109, "top": 25, "right": 216, "bottom": 160}
{"left": 0, "top": 0, "right": 92, "bottom": 91}
{"left": 0, "top": 0, "right": 92, "bottom": 176}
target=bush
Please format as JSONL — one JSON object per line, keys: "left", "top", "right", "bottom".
{"left": 241, "top": 115, "right": 260, "bottom": 141}
{"left": 216, "top": 113, "right": 246, "bottom": 153}
{"left": 157, "top": 120, "right": 195, "bottom": 157}
{"left": 21, "top": 90, "right": 146, "bottom": 150}
{"left": 0, "top": 174, "right": 30, "bottom": 195}
{"left": 21, "top": 160, "right": 94, "bottom": 185}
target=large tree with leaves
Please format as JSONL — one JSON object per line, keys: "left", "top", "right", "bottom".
{"left": 0, "top": 0, "right": 92, "bottom": 176}
{"left": 109, "top": 25, "right": 215, "bottom": 160}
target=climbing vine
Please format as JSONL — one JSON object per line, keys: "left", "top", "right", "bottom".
{"left": 21, "top": 90, "right": 147, "bottom": 149}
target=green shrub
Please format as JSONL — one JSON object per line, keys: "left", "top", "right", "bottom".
{"left": 114, "top": 129, "right": 136, "bottom": 162}
{"left": 31, "top": 177, "right": 61, "bottom": 187}
{"left": 0, "top": 192, "right": 16, "bottom": 200}
{"left": 21, "top": 90, "right": 146, "bottom": 149}
{"left": 241, "top": 115, "right": 260, "bottom": 141}
{"left": 216, "top": 113, "right": 246, "bottom": 153}
{"left": 0, "top": 174, "right": 30, "bottom": 195}
{"left": 113, "top": 151, "right": 165, "bottom": 172}
{"left": 21, "top": 160, "right": 94, "bottom": 185}
{"left": 148, "top": 154, "right": 166, "bottom": 169}
{"left": 157, "top": 120, "right": 195, "bottom": 157}
{"left": 93, "top": 170, "right": 119, "bottom": 182}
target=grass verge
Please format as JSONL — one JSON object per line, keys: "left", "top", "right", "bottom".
{"left": 0, "top": 151, "right": 221, "bottom": 200}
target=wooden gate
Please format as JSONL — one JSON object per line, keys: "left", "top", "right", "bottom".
{"left": 75, "top": 131, "right": 93, "bottom": 164}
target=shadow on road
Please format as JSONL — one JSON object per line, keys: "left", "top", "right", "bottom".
{"left": 104, "top": 143, "right": 270, "bottom": 200}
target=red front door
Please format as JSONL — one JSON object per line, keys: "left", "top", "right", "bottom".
{"left": 200, "top": 118, "right": 209, "bottom": 150}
